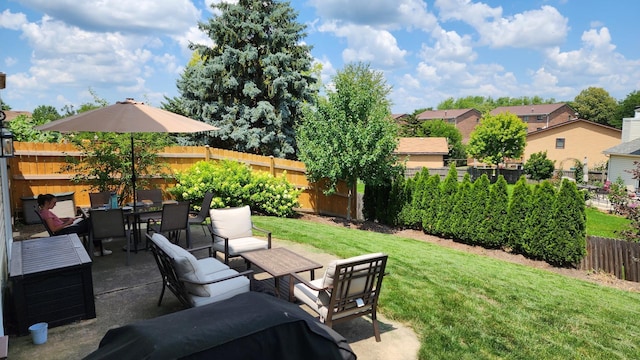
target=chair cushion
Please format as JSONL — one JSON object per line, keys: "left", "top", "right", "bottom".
{"left": 209, "top": 206, "right": 253, "bottom": 240}
{"left": 321, "top": 252, "right": 386, "bottom": 289}
{"left": 151, "top": 233, "right": 224, "bottom": 297}
{"left": 190, "top": 270, "right": 250, "bottom": 307}
{"left": 212, "top": 236, "right": 269, "bottom": 256}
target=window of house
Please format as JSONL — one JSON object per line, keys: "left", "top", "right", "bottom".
{"left": 537, "top": 115, "right": 545, "bottom": 122}
{"left": 555, "top": 138, "right": 565, "bottom": 149}
{"left": 523, "top": 116, "right": 529, "bottom": 122}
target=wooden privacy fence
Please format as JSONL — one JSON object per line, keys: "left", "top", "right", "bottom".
{"left": 8, "top": 142, "right": 356, "bottom": 221}
{"left": 579, "top": 236, "right": 640, "bottom": 283}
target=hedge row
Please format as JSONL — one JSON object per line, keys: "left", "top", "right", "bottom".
{"left": 363, "top": 165, "right": 587, "bottom": 267}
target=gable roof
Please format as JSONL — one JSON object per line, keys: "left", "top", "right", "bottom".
{"left": 490, "top": 103, "right": 571, "bottom": 116}
{"left": 527, "top": 118, "right": 621, "bottom": 136}
{"left": 416, "top": 108, "right": 478, "bottom": 120}
{"left": 603, "top": 137, "right": 640, "bottom": 156}
{"left": 395, "top": 137, "right": 449, "bottom": 155}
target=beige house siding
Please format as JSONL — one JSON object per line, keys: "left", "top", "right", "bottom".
{"left": 398, "top": 154, "right": 445, "bottom": 168}
{"left": 525, "top": 120, "right": 621, "bottom": 170}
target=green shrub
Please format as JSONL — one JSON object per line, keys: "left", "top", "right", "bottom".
{"left": 522, "top": 181, "right": 557, "bottom": 259}
{"left": 435, "top": 163, "right": 458, "bottom": 237}
{"left": 546, "top": 179, "right": 587, "bottom": 266}
{"left": 451, "top": 173, "right": 472, "bottom": 240}
{"left": 168, "top": 160, "right": 300, "bottom": 217}
{"left": 523, "top": 151, "right": 555, "bottom": 181}
{"left": 506, "top": 176, "right": 533, "bottom": 253}
{"left": 483, "top": 175, "right": 509, "bottom": 248}
{"left": 421, "top": 174, "right": 441, "bottom": 234}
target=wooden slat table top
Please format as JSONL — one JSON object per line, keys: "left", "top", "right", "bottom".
{"left": 10, "top": 234, "right": 90, "bottom": 276}
{"left": 241, "top": 247, "right": 323, "bottom": 277}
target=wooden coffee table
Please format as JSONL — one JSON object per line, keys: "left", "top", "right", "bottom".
{"left": 241, "top": 247, "right": 323, "bottom": 301}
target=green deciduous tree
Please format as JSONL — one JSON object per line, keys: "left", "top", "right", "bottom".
{"left": 417, "top": 119, "right": 466, "bottom": 165}
{"left": 571, "top": 87, "right": 618, "bottom": 127}
{"left": 614, "top": 90, "right": 640, "bottom": 129}
{"left": 297, "top": 62, "right": 400, "bottom": 220}
{"left": 524, "top": 151, "right": 555, "bottom": 181}
{"left": 467, "top": 112, "right": 527, "bottom": 167}
{"left": 177, "top": 0, "right": 315, "bottom": 158}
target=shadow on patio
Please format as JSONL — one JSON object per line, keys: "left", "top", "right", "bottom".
{"left": 7, "top": 225, "right": 419, "bottom": 360}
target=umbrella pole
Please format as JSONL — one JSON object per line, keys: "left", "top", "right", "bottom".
{"left": 131, "top": 133, "right": 137, "bottom": 208}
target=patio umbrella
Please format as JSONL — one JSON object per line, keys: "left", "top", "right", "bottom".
{"left": 36, "top": 98, "right": 218, "bottom": 206}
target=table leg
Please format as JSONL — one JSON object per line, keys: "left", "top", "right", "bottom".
{"left": 274, "top": 276, "right": 281, "bottom": 298}
{"left": 310, "top": 269, "right": 316, "bottom": 281}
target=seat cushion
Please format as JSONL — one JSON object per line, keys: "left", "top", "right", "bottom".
{"left": 209, "top": 206, "right": 253, "bottom": 240}
{"left": 212, "top": 236, "right": 269, "bottom": 256}
{"left": 190, "top": 269, "right": 250, "bottom": 307}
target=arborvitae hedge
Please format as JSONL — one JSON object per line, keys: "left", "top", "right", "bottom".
{"left": 547, "top": 179, "right": 587, "bottom": 266}
{"left": 483, "top": 175, "right": 509, "bottom": 248}
{"left": 435, "top": 163, "right": 459, "bottom": 237}
{"left": 506, "top": 176, "right": 532, "bottom": 254}
{"left": 451, "top": 174, "right": 472, "bottom": 241}
{"left": 364, "top": 171, "right": 587, "bottom": 267}
{"left": 522, "top": 181, "right": 557, "bottom": 260}
{"left": 421, "top": 174, "right": 441, "bottom": 234}
{"left": 464, "top": 174, "right": 490, "bottom": 245}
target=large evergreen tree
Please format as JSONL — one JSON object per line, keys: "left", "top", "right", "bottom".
{"left": 506, "top": 176, "right": 532, "bottom": 253}
{"left": 177, "top": 0, "right": 315, "bottom": 158}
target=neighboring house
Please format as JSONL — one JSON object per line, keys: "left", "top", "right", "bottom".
{"left": 415, "top": 108, "right": 481, "bottom": 143}
{"left": 490, "top": 103, "right": 577, "bottom": 134}
{"left": 525, "top": 119, "right": 621, "bottom": 170}
{"left": 4, "top": 111, "right": 31, "bottom": 121}
{"left": 395, "top": 137, "right": 449, "bottom": 168}
{"left": 604, "top": 107, "right": 640, "bottom": 189}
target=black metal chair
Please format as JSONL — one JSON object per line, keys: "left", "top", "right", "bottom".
{"left": 147, "top": 202, "right": 191, "bottom": 248}
{"left": 189, "top": 192, "right": 214, "bottom": 236}
{"left": 89, "top": 208, "right": 131, "bottom": 265}
{"left": 136, "top": 189, "right": 163, "bottom": 204}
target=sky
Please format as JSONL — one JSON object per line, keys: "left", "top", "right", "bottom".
{"left": 1, "top": 0, "right": 639, "bottom": 115}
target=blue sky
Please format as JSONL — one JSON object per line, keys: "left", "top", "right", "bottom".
{"left": 1, "top": 0, "right": 639, "bottom": 115}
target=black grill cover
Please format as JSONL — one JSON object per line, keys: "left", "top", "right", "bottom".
{"left": 84, "top": 291, "right": 356, "bottom": 360}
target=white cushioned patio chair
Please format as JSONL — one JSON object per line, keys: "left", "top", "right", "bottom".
{"left": 208, "top": 205, "right": 271, "bottom": 264}
{"left": 147, "top": 233, "right": 252, "bottom": 308}
{"left": 290, "top": 253, "right": 388, "bottom": 342}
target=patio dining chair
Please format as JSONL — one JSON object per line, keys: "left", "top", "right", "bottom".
{"left": 290, "top": 253, "right": 388, "bottom": 342}
{"left": 89, "top": 191, "right": 111, "bottom": 208}
{"left": 136, "top": 189, "right": 163, "bottom": 204}
{"left": 188, "top": 192, "right": 214, "bottom": 236}
{"left": 147, "top": 201, "right": 191, "bottom": 248}
{"left": 89, "top": 208, "right": 131, "bottom": 265}
{"left": 208, "top": 205, "right": 271, "bottom": 264}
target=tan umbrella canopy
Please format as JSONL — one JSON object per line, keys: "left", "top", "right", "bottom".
{"left": 36, "top": 98, "right": 218, "bottom": 206}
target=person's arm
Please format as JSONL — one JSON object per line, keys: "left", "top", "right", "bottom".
{"left": 42, "top": 211, "right": 74, "bottom": 233}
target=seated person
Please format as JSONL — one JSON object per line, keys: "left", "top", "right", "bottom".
{"left": 37, "top": 194, "right": 112, "bottom": 256}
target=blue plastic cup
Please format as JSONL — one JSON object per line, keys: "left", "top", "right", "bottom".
{"left": 28, "top": 322, "right": 48, "bottom": 345}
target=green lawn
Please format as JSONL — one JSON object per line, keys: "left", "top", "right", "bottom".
{"left": 253, "top": 216, "right": 640, "bottom": 359}
{"left": 586, "top": 206, "right": 630, "bottom": 238}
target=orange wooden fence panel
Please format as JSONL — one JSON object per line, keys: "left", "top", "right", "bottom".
{"left": 9, "top": 142, "right": 356, "bottom": 221}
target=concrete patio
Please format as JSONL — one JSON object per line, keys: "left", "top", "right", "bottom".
{"left": 7, "top": 225, "right": 419, "bottom": 359}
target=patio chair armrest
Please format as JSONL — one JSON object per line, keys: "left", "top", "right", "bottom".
{"left": 252, "top": 225, "right": 272, "bottom": 247}
{"left": 207, "top": 224, "right": 230, "bottom": 242}
{"left": 179, "top": 269, "right": 254, "bottom": 285}
{"left": 289, "top": 272, "right": 329, "bottom": 291}
{"left": 187, "top": 244, "right": 214, "bottom": 257}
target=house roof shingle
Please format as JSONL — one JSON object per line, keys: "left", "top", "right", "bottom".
{"left": 603, "top": 137, "right": 640, "bottom": 156}
{"left": 527, "top": 119, "right": 621, "bottom": 136}
{"left": 416, "top": 108, "right": 478, "bottom": 120}
{"left": 490, "top": 103, "right": 570, "bottom": 116}
{"left": 395, "top": 137, "right": 449, "bottom": 155}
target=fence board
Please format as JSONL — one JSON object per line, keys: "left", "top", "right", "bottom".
{"left": 9, "top": 142, "right": 356, "bottom": 222}
{"left": 579, "top": 236, "right": 640, "bottom": 283}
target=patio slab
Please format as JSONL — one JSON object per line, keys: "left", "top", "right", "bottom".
{"left": 7, "top": 227, "right": 419, "bottom": 360}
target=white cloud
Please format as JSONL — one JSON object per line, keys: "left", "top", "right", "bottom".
{"left": 17, "top": 0, "right": 200, "bottom": 34}
{"left": 309, "top": 0, "right": 437, "bottom": 31}
{"left": 420, "top": 28, "right": 476, "bottom": 62}
{"left": 435, "top": 1, "right": 568, "bottom": 49}
{"left": 4, "top": 57, "right": 18, "bottom": 67}
{"left": 0, "top": 9, "right": 28, "bottom": 30}
{"left": 319, "top": 22, "right": 407, "bottom": 67}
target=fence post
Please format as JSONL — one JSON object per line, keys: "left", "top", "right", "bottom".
{"left": 204, "top": 145, "right": 210, "bottom": 161}
{"left": 270, "top": 156, "right": 275, "bottom": 176}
